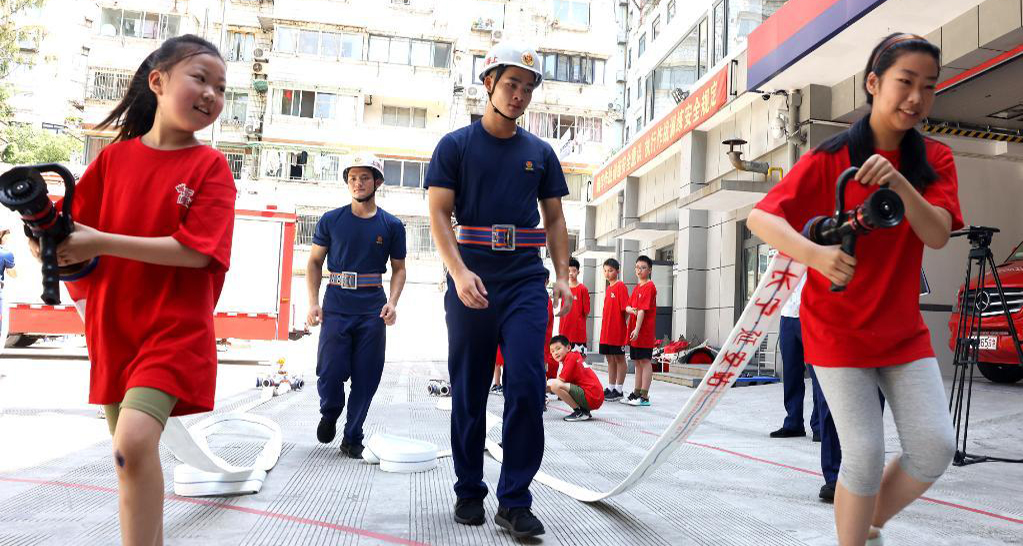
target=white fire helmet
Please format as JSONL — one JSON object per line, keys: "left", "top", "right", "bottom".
{"left": 343, "top": 153, "right": 385, "bottom": 182}
{"left": 477, "top": 41, "right": 544, "bottom": 87}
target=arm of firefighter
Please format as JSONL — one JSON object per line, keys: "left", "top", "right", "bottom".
{"left": 428, "top": 186, "right": 488, "bottom": 309}
{"left": 56, "top": 222, "right": 210, "bottom": 268}
{"left": 541, "top": 196, "right": 572, "bottom": 318}
{"left": 306, "top": 244, "right": 327, "bottom": 326}
{"left": 381, "top": 258, "right": 406, "bottom": 325}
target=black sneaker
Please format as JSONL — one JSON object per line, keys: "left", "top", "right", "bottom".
{"left": 769, "top": 427, "right": 806, "bottom": 438}
{"left": 453, "top": 498, "right": 485, "bottom": 526}
{"left": 316, "top": 417, "right": 337, "bottom": 444}
{"left": 495, "top": 506, "right": 545, "bottom": 538}
{"left": 606, "top": 390, "right": 623, "bottom": 402}
{"left": 603, "top": 387, "right": 612, "bottom": 398}
{"left": 819, "top": 482, "right": 836, "bottom": 503}
{"left": 339, "top": 440, "right": 365, "bottom": 459}
{"left": 563, "top": 409, "right": 591, "bottom": 422}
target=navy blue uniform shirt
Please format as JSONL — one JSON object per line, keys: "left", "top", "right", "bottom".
{"left": 424, "top": 121, "right": 568, "bottom": 283}
{"left": 313, "top": 205, "right": 406, "bottom": 315}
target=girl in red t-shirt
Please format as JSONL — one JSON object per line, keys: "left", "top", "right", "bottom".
{"left": 52, "top": 35, "right": 234, "bottom": 545}
{"left": 749, "top": 34, "right": 960, "bottom": 546}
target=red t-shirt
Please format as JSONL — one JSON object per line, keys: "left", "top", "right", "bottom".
{"left": 754, "top": 140, "right": 963, "bottom": 368}
{"left": 68, "top": 139, "right": 236, "bottom": 415}
{"left": 558, "top": 282, "right": 590, "bottom": 344}
{"left": 600, "top": 280, "right": 630, "bottom": 345}
{"left": 627, "top": 281, "right": 657, "bottom": 348}
{"left": 559, "top": 351, "right": 604, "bottom": 410}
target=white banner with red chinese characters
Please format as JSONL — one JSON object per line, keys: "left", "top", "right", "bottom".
{"left": 486, "top": 254, "right": 807, "bottom": 502}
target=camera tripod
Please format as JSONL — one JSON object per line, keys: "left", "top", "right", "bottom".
{"left": 947, "top": 226, "right": 1023, "bottom": 466}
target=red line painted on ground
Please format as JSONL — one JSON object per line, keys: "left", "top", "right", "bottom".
{"left": 554, "top": 404, "right": 1022, "bottom": 524}
{"left": 0, "top": 476, "right": 430, "bottom": 545}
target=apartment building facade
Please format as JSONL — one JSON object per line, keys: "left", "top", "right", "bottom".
{"left": 67, "top": 0, "right": 623, "bottom": 267}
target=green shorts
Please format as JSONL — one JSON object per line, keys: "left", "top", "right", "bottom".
{"left": 103, "top": 387, "right": 178, "bottom": 436}
{"left": 569, "top": 384, "right": 590, "bottom": 411}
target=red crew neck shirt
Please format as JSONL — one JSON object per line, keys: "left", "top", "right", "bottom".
{"left": 754, "top": 140, "right": 962, "bottom": 367}
{"left": 68, "top": 139, "right": 236, "bottom": 414}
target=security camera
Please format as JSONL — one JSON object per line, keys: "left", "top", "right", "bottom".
{"left": 770, "top": 113, "right": 787, "bottom": 139}
{"left": 761, "top": 93, "right": 772, "bottom": 101}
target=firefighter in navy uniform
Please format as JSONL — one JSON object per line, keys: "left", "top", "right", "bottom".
{"left": 307, "top": 154, "right": 407, "bottom": 458}
{"left": 425, "top": 41, "right": 573, "bottom": 539}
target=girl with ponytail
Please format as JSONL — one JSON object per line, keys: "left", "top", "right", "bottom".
{"left": 748, "top": 34, "right": 963, "bottom": 545}
{"left": 55, "top": 34, "right": 235, "bottom": 545}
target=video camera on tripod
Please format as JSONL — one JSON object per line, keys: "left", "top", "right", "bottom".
{"left": 0, "top": 163, "right": 97, "bottom": 305}
{"left": 802, "top": 166, "right": 905, "bottom": 291}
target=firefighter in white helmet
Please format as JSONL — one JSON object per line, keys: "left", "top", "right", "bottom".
{"left": 424, "top": 41, "right": 572, "bottom": 538}
{"left": 307, "top": 152, "right": 407, "bottom": 459}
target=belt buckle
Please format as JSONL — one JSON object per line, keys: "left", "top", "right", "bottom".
{"left": 491, "top": 224, "right": 516, "bottom": 251}
{"left": 340, "top": 271, "right": 358, "bottom": 290}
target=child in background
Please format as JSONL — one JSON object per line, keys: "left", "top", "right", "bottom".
{"left": 547, "top": 336, "right": 604, "bottom": 422}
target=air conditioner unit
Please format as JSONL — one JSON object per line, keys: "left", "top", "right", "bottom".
{"left": 466, "top": 86, "right": 482, "bottom": 99}
{"left": 617, "top": 31, "right": 627, "bottom": 45}
{"left": 253, "top": 47, "right": 267, "bottom": 61}
{"left": 491, "top": 29, "right": 504, "bottom": 41}
{"left": 615, "top": 70, "right": 626, "bottom": 83}
{"left": 252, "top": 62, "right": 266, "bottom": 74}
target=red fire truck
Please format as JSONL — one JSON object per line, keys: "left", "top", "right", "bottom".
{"left": 4, "top": 207, "right": 300, "bottom": 345}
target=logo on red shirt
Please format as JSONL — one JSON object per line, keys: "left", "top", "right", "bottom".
{"left": 175, "top": 183, "right": 195, "bottom": 208}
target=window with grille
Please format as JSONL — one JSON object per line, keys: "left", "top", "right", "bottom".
{"left": 222, "top": 152, "right": 244, "bottom": 179}
{"left": 263, "top": 150, "right": 342, "bottom": 182}
{"left": 88, "top": 70, "right": 132, "bottom": 101}
{"left": 398, "top": 216, "right": 438, "bottom": 258}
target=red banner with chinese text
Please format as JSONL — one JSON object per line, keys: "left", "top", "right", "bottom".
{"left": 592, "top": 68, "right": 729, "bottom": 200}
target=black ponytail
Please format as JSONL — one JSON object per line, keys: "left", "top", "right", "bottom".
{"left": 96, "top": 34, "right": 223, "bottom": 143}
{"left": 815, "top": 33, "right": 942, "bottom": 191}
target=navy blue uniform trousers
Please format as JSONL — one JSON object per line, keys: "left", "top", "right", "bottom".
{"left": 780, "top": 316, "right": 819, "bottom": 435}
{"left": 316, "top": 312, "right": 386, "bottom": 445}
{"left": 446, "top": 273, "right": 547, "bottom": 508}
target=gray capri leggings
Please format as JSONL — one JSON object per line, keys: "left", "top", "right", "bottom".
{"left": 812, "top": 357, "right": 956, "bottom": 496}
